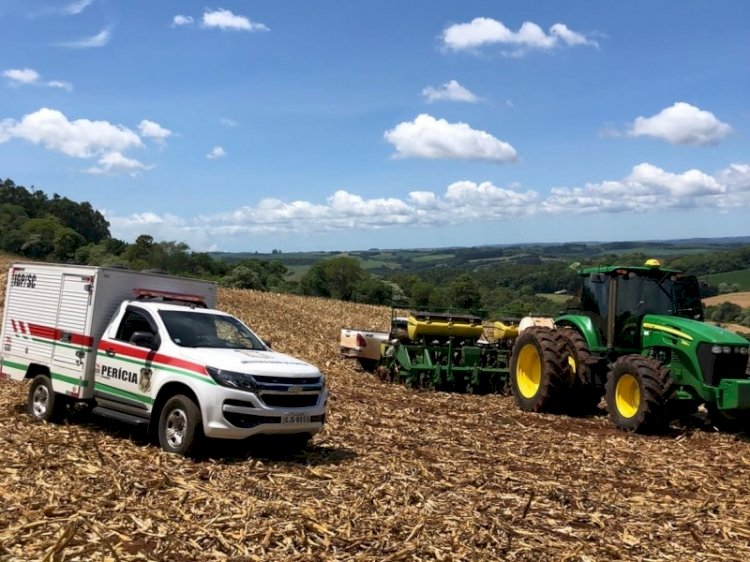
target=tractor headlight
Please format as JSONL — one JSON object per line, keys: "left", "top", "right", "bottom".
{"left": 723, "top": 346, "right": 732, "bottom": 354}
{"left": 711, "top": 346, "right": 722, "bottom": 354}
{"left": 206, "top": 366, "right": 257, "bottom": 392}
{"left": 738, "top": 347, "right": 749, "bottom": 355}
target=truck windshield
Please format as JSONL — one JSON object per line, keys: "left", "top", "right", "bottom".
{"left": 159, "top": 310, "right": 266, "bottom": 350}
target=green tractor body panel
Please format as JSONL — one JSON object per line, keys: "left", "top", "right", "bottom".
{"left": 558, "top": 261, "right": 750, "bottom": 416}
{"left": 555, "top": 314, "right": 605, "bottom": 352}
{"left": 640, "top": 314, "right": 750, "bottom": 407}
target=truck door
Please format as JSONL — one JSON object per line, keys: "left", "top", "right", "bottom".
{"left": 95, "top": 306, "right": 158, "bottom": 412}
{"left": 52, "top": 274, "right": 93, "bottom": 371}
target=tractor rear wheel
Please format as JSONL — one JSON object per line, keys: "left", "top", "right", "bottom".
{"left": 605, "top": 355, "right": 673, "bottom": 432}
{"left": 510, "top": 328, "right": 570, "bottom": 412}
{"left": 558, "top": 329, "right": 602, "bottom": 415}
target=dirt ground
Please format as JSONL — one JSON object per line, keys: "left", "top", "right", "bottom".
{"left": 1, "top": 259, "right": 750, "bottom": 561}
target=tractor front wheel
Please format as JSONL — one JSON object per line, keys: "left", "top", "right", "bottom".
{"left": 605, "top": 355, "right": 673, "bottom": 432}
{"left": 510, "top": 328, "right": 569, "bottom": 412}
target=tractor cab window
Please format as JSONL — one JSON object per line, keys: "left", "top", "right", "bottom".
{"left": 581, "top": 273, "right": 610, "bottom": 343}
{"left": 615, "top": 273, "right": 675, "bottom": 348}
{"left": 674, "top": 275, "right": 704, "bottom": 320}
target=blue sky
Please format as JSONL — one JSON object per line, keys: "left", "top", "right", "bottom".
{"left": 1, "top": 1, "right": 748, "bottom": 252}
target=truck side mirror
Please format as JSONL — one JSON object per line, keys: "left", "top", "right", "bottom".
{"left": 130, "top": 331, "right": 158, "bottom": 350}
{"left": 263, "top": 339, "right": 273, "bottom": 349}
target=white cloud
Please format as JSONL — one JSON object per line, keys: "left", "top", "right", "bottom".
{"left": 3, "top": 68, "right": 40, "bottom": 85}
{"left": 220, "top": 117, "right": 238, "bottom": 127}
{"left": 0, "top": 107, "right": 142, "bottom": 158}
{"left": 627, "top": 102, "right": 732, "bottom": 146}
{"left": 172, "top": 15, "right": 194, "bottom": 27}
{"left": 57, "top": 27, "right": 111, "bottom": 48}
{"left": 103, "top": 161, "right": 750, "bottom": 249}
{"left": 3, "top": 68, "right": 73, "bottom": 91}
{"left": 138, "top": 119, "right": 173, "bottom": 143}
{"left": 207, "top": 146, "right": 226, "bottom": 159}
{"left": 202, "top": 9, "right": 269, "bottom": 32}
{"left": 384, "top": 114, "right": 518, "bottom": 163}
{"left": 85, "top": 152, "right": 152, "bottom": 176}
{"left": 46, "top": 80, "right": 73, "bottom": 91}
{"left": 550, "top": 23, "right": 594, "bottom": 46}
{"left": 422, "top": 80, "right": 479, "bottom": 103}
{"left": 544, "top": 163, "right": 729, "bottom": 214}
{"left": 62, "top": 0, "right": 94, "bottom": 15}
{"left": 442, "top": 17, "right": 597, "bottom": 55}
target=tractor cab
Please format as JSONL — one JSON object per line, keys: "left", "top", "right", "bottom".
{"left": 570, "top": 260, "right": 703, "bottom": 354}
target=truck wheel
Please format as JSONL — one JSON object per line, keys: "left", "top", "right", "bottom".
{"left": 605, "top": 355, "right": 673, "bottom": 432}
{"left": 558, "top": 329, "right": 602, "bottom": 415}
{"left": 357, "top": 358, "right": 378, "bottom": 372}
{"left": 158, "top": 395, "right": 202, "bottom": 455}
{"left": 27, "top": 374, "right": 64, "bottom": 422}
{"left": 510, "top": 328, "right": 569, "bottom": 412}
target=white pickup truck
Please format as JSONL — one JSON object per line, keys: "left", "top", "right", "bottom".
{"left": 0, "top": 263, "right": 328, "bottom": 454}
{"left": 339, "top": 317, "right": 407, "bottom": 371}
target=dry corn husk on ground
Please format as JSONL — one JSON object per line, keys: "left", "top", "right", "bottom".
{"left": 1, "top": 256, "right": 750, "bottom": 561}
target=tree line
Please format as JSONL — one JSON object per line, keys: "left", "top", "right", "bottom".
{"left": 2, "top": 177, "right": 749, "bottom": 326}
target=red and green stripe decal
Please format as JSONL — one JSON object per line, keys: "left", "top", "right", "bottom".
{"left": 96, "top": 340, "right": 213, "bottom": 385}
{"left": 0, "top": 358, "right": 88, "bottom": 387}
{"left": 7, "top": 319, "right": 213, "bottom": 386}
{"left": 10, "top": 319, "right": 94, "bottom": 351}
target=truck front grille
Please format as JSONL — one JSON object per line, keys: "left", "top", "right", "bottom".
{"left": 253, "top": 375, "right": 322, "bottom": 385}
{"left": 260, "top": 394, "right": 319, "bottom": 408}
{"left": 697, "top": 343, "right": 750, "bottom": 386}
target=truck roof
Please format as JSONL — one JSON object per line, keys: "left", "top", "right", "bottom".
{"left": 127, "top": 300, "right": 229, "bottom": 316}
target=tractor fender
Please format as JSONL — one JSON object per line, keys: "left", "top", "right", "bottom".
{"left": 554, "top": 314, "right": 602, "bottom": 351}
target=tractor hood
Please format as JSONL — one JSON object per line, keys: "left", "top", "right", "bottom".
{"left": 642, "top": 314, "right": 750, "bottom": 346}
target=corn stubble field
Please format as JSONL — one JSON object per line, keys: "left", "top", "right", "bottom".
{"left": 1, "top": 257, "right": 750, "bottom": 561}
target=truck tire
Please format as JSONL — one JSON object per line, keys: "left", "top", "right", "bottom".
{"left": 558, "top": 329, "right": 602, "bottom": 415}
{"left": 27, "top": 374, "right": 64, "bottom": 422}
{"left": 605, "top": 355, "right": 673, "bottom": 432}
{"left": 357, "top": 358, "right": 378, "bottom": 372}
{"left": 510, "top": 327, "right": 569, "bottom": 412}
{"left": 158, "top": 395, "right": 202, "bottom": 455}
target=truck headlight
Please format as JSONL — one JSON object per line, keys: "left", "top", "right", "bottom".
{"left": 206, "top": 367, "right": 257, "bottom": 391}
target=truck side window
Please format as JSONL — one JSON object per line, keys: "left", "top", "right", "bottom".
{"left": 116, "top": 309, "right": 156, "bottom": 344}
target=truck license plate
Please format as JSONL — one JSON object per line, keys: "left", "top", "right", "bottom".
{"left": 282, "top": 414, "right": 311, "bottom": 424}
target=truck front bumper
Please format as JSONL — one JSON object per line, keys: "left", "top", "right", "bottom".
{"left": 203, "top": 386, "right": 329, "bottom": 440}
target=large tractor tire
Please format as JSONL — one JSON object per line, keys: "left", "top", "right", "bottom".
{"left": 510, "top": 328, "right": 570, "bottom": 412}
{"left": 558, "top": 329, "right": 603, "bottom": 415}
{"left": 605, "top": 355, "right": 673, "bottom": 432}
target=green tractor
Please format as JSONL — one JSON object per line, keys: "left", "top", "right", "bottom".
{"left": 510, "top": 260, "right": 750, "bottom": 432}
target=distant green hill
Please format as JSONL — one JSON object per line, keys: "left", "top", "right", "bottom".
{"left": 705, "top": 269, "right": 750, "bottom": 291}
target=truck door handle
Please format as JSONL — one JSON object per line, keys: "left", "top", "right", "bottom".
{"left": 105, "top": 348, "right": 116, "bottom": 357}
